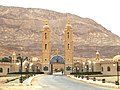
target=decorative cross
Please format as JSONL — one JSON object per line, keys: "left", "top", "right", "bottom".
{"left": 44, "top": 19, "right": 48, "bottom": 24}
{"left": 67, "top": 16, "right": 70, "bottom": 24}
{"left": 55, "top": 49, "right": 60, "bottom": 56}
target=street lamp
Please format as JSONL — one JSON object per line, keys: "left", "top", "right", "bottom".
{"left": 17, "top": 54, "right": 23, "bottom": 83}
{"left": 113, "top": 62, "right": 119, "bottom": 85}
{"left": 117, "top": 62, "right": 119, "bottom": 85}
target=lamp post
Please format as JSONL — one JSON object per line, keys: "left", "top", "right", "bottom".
{"left": 17, "top": 54, "right": 23, "bottom": 83}
{"left": 117, "top": 62, "right": 119, "bottom": 85}
{"left": 113, "top": 62, "right": 119, "bottom": 85}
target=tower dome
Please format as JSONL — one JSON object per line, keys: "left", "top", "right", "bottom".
{"left": 65, "top": 17, "right": 72, "bottom": 29}
{"left": 43, "top": 24, "right": 50, "bottom": 29}
{"left": 113, "top": 55, "right": 120, "bottom": 62}
{"left": 12, "top": 52, "right": 16, "bottom": 56}
{"left": 96, "top": 51, "right": 100, "bottom": 61}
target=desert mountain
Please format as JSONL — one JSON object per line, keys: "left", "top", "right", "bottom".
{"left": 0, "top": 5, "right": 120, "bottom": 58}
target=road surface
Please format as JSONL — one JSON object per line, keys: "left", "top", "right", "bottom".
{"left": 31, "top": 74, "right": 116, "bottom": 90}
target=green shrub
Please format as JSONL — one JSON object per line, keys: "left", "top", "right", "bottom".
{"left": 70, "top": 72, "right": 102, "bottom": 75}
{"left": 8, "top": 72, "right": 44, "bottom": 74}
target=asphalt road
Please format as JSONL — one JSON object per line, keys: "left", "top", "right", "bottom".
{"left": 31, "top": 74, "right": 116, "bottom": 90}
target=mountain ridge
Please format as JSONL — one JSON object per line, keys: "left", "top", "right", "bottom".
{"left": 0, "top": 5, "right": 120, "bottom": 58}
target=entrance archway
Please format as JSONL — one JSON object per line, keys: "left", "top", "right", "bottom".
{"left": 50, "top": 56, "right": 64, "bottom": 75}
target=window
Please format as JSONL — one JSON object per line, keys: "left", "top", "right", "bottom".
{"left": 45, "top": 33, "right": 47, "bottom": 39}
{"left": 68, "top": 44, "right": 70, "bottom": 49}
{"left": 45, "top": 44, "right": 47, "bottom": 50}
{"left": 107, "top": 66, "right": 110, "bottom": 71}
{"left": 92, "top": 65, "right": 94, "bottom": 72}
{"left": 102, "top": 67, "right": 103, "bottom": 71}
{"left": 7, "top": 68, "right": 9, "bottom": 73}
{"left": 67, "top": 32, "right": 70, "bottom": 38}
{"left": 117, "top": 66, "right": 120, "bottom": 71}
{"left": 44, "top": 66, "right": 48, "bottom": 71}
{"left": 86, "top": 65, "right": 89, "bottom": 72}
{"left": 0, "top": 68, "right": 3, "bottom": 73}
{"left": 66, "top": 66, "right": 71, "bottom": 71}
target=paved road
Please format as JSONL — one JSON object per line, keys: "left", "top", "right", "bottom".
{"left": 31, "top": 75, "right": 116, "bottom": 90}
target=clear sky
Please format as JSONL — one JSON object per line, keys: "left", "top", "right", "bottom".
{"left": 0, "top": 0, "right": 120, "bottom": 36}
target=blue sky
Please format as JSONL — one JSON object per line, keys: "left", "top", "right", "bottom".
{"left": 0, "top": 0, "right": 120, "bottom": 36}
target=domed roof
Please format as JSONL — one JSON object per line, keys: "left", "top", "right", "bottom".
{"left": 43, "top": 24, "right": 50, "bottom": 29}
{"left": 50, "top": 56, "right": 64, "bottom": 63}
{"left": 65, "top": 23, "right": 72, "bottom": 29}
{"left": 23, "top": 60, "right": 29, "bottom": 66}
{"left": 32, "top": 57, "right": 39, "bottom": 61}
{"left": 12, "top": 52, "right": 16, "bottom": 56}
{"left": 96, "top": 51, "right": 100, "bottom": 55}
{"left": 30, "top": 63, "right": 33, "bottom": 67}
{"left": 113, "top": 55, "right": 120, "bottom": 61}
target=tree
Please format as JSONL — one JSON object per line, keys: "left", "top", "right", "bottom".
{"left": 1, "top": 57, "right": 11, "bottom": 62}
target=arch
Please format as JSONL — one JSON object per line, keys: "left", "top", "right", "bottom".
{"left": 66, "top": 66, "right": 71, "bottom": 71}
{"left": 45, "top": 33, "right": 47, "bottom": 39}
{"left": 7, "top": 68, "right": 9, "bottom": 73}
{"left": 86, "top": 65, "right": 89, "bottom": 72}
{"left": 45, "top": 44, "right": 47, "bottom": 50}
{"left": 101, "top": 67, "right": 103, "bottom": 71}
{"left": 0, "top": 68, "right": 3, "bottom": 73}
{"left": 68, "top": 44, "right": 70, "bottom": 49}
{"left": 44, "top": 66, "right": 48, "bottom": 71}
{"left": 23, "top": 60, "right": 29, "bottom": 72}
{"left": 67, "top": 32, "right": 70, "bottom": 38}
{"left": 107, "top": 66, "right": 110, "bottom": 71}
{"left": 35, "top": 63, "right": 42, "bottom": 72}
{"left": 50, "top": 56, "right": 64, "bottom": 63}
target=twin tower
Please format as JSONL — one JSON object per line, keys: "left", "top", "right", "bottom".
{"left": 42, "top": 19, "right": 74, "bottom": 74}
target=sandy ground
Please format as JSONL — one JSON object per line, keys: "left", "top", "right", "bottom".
{"left": 0, "top": 74, "right": 44, "bottom": 90}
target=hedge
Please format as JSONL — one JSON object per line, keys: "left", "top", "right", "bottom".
{"left": 70, "top": 72, "right": 102, "bottom": 75}
{"left": 8, "top": 72, "right": 44, "bottom": 74}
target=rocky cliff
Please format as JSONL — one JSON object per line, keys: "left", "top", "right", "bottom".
{"left": 0, "top": 5, "right": 120, "bottom": 58}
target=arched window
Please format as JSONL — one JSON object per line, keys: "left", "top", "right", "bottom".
{"left": 67, "top": 32, "right": 70, "bottom": 39}
{"left": 0, "top": 68, "right": 3, "bottom": 73}
{"left": 7, "top": 68, "right": 9, "bottom": 73}
{"left": 92, "top": 65, "right": 94, "bottom": 72}
{"left": 45, "top": 44, "right": 47, "bottom": 50}
{"left": 45, "top": 33, "right": 47, "bottom": 39}
{"left": 68, "top": 44, "right": 70, "bottom": 49}
{"left": 45, "top": 59, "right": 47, "bottom": 61}
{"left": 66, "top": 66, "right": 71, "bottom": 71}
{"left": 107, "top": 66, "right": 110, "bottom": 71}
{"left": 102, "top": 67, "right": 103, "bottom": 71}
{"left": 44, "top": 66, "right": 48, "bottom": 71}
{"left": 86, "top": 65, "right": 89, "bottom": 72}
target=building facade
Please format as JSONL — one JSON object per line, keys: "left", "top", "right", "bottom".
{"left": 1, "top": 19, "right": 120, "bottom": 76}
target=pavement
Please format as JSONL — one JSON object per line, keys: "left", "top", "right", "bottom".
{"left": 0, "top": 73, "right": 120, "bottom": 90}
{"left": 67, "top": 75, "right": 120, "bottom": 89}
{"left": 0, "top": 75, "right": 43, "bottom": 90}
{"left": 31, "top": 73, "right": 117, "bottom": 90}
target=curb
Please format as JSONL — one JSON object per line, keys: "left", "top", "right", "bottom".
{"left": 67, "top": 75, "right": 120, "bottom": 89}
{"left": 29, "top": 74, "right": 45, "bottom": 85}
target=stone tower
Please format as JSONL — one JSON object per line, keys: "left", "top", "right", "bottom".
{"left": 64, "top": 18, "right": 74, "bottom": 74}
{"left": 42, "top": 22, "right": 51, "bottom": 73}
{"left": 96, "top": 51, "right": 100, "bottom": 61}
{"left": 12, "top": 52, "right": 17, "bottom": 63}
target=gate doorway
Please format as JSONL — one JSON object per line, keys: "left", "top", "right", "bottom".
{"left": 50, "top": 55, "right": 64, "bottom": 75}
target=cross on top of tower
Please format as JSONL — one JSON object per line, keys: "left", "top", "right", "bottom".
{"left": 55, "top": 49, "right": 60, "bottom": 56}
{"left": 44, "top": 19, "right": 48, "bottom": 25}
{"left": 67, "top": 16, "right": 70, "bottom": 24}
